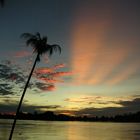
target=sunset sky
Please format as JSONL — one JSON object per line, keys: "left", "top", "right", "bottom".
{"left": 0, "top": 0, "right": 140, "bottom": 116}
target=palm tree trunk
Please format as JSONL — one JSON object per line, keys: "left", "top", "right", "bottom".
{"left": 8, "top": 53, "right": 39, "bottom": 140}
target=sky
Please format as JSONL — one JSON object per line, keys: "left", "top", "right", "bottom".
{"left": 0, "top": 0, "right": 140, "bottom": 117}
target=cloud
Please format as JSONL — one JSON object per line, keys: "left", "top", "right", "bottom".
{"left": 34, "top": 64, "right": 73, "bottom": 90}
{"left": 35, "top": 67, "right": 72, "bottom": 79}
{"left": 0, "top": 63, "right": 26, "bottom": 82}
{"left": 0, "top": 61, "right": 68, "bottom": 94}
{"left": 53, "top": 63, "right": 65, "bottom": 69}
{"left": 71, "top": 2, "right": 112, "bottom": 85}
{"left": 34, "top": 63, "right": 66, "bottom": 75}
{"left": 0, "top": 62, "right": 27, "bottom": 95}
{"left": 60, "top": 97, "right": 140, "bottom": 117}
{"left": 0, "top": 87, "right": 14, "bottom": 95}
{"left": 0, "top": 98, "right": 62, "bottom": 113}
{"left": 36, "top": 105, "right": 61, "bottom": 109}
{"left": 106, "top": 60, "right": 140, "bottom": 85}
{"left": 87, "top": 47, "right": 132, "bottom": 85}
{"left": 119, "top": 98, "right": 140, "bottom": 108}
{"left": 65, "top": 95, "right": 113, "bottom": 104}
{"left": 76, "top": 99, "right": 140, "bottom": 117}
{"left": 71, "top": 1, "right": 140, "bottom": 86}
{"left": 38, "top": 77, "right": 63, "bottom": 83}
{"left": 0, "top": 62, "right": 46, "bottom": 95}
{"left": 34, "top": 68, "right": 72, "bottom": 91}
{"left": 64, "top": 95, "right": 140, "bottom": 109}
{"left": 0, "top": 93, "right": 140, "bottom": 116}
{"left": 14, "top": 50, "right": 32, "bottom": 58}
{"left": 48, "top": 72, "right": 73, "bottom": 78}
{"left": 39, "top": 85, "right": 55, "bottom": 91}
{"left": 63, "top": 95, "right": 140, "bottom": 116}
{"left": 35, "top": 82, "right": 55, "bottom": 92}
{"left": 34, "top": 67, "right": 54, "bottom": 74}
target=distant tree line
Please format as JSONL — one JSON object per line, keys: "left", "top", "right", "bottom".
{"left": 0, "top": 111, "right": 140, "bottom": 122}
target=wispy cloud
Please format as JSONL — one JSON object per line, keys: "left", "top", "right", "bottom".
{"left": 34, "top": 64, "right": 72, "bottom": 88}
{"left": 39, "top": 85, "right": 56, "bottom": 91}
{"left": 0, "top": 98, "right": 62, "bottom": 112}
{"left": 75, "top": 97, "right": 140, "bottom": 116}
{"left": 0, "top": 60, "right": 73, "bottom": 94}
{"left": 87, "top": 47, "right": 132, "bottom": 85}
{"left": 38, "top": 77, "right": 62, "bottom": 83}
{"left": 0, "top": 61, "right": 26, "bottom": 95}
{"left": 70, "top": 1, "right": 140, "bottom": 86}
{"left": 48, "top": 72, "right": 73, "bottom": 77}
{"left": 14, "top": 50, "right": 32, "bottom": 58}
{"left": 64, "top": 95, "right": 140, "bottom": 109}
{"left": 53, "top": 63, "right": 65, "bottom": 69}
{"left": 34, "top": 67, "right": 54, "bottom": 74}
{"left": 106, "top": 59, "right": 140, "bottom": 85}
{"left": 62, "top": 95, "right": 140, "bottom": 116}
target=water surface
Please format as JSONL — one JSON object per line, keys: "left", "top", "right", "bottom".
{"left": 0, "top": 119, "right": 140, "bottom": 140}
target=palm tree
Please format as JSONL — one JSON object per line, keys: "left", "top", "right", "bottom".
{"left": 0, "top": 0, "right": 4, "bottom": 7}
{"left": 9, "top": 32, "right": 61, "bottom": 140}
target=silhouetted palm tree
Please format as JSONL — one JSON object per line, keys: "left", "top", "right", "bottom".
{"left": 0, "top": 0, "right": 4, "bottom": 7}
{"left": 9, "top": 32, "right": 61, "bottom": 140}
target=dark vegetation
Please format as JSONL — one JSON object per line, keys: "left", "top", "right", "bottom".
{"left": 0, "top": 0, "right": 4, "bottom": 7}
{"left": 0, "top": 111, "right": 140, "bottom": 122}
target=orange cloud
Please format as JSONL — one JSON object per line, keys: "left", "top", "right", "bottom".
{"left": 34, "top": 63, "right": 66, "bottom": 75}
{"left": 34, "top": 64, "right": 73, "bottom": 91}
{"left": 40, "top": 85, "right": 55, "bottom": 91}
{"left": 35, "top": 66, "right": 72, "bottom": 81}
{"left": 53, "top": 63, "right": 65, "bottom": 69}
{"left": 49, "top": 72, "right": 73, "bottom": 77}
{"left": 35, "top": 67, "right": 54, "bottom": 74}
{"left": 38, "top": 77, "right": 63, "bottom": 83}
{"left": 87, "top": 45, "right": 132, "bottom": 85}
{"left": 70, "top": 3, "right": 140, "bottom": 86}
{"left": 106, "top": 60, "right": 140, "bottom": 85}
{"left": 71, "top": 3, "right": 112, "bottom": 85}
{"left": 47, "top": 85, "right": 55, "bottom": 91}
{"left": 14, "top": 51, "right": 31, "bottom": 58}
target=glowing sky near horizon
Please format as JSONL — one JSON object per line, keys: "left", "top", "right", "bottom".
{"left": 0, "top": 0, "right": 140, "bottom": 116}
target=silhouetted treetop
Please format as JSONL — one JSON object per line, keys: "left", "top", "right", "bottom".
{"left": 0, "top": 0, "right": 4, "bottom": 7}
{"left": 21, "top": 32, "right": 61, "bottom": 61}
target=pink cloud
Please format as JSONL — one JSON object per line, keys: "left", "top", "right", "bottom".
{"left": 14, "top": 51, "right": 31, "bottom": 58}
{"left": 34, "top": 63, "right": 67, "bottom": 76}
{"left": 53, "top": 63, "right": 65, "bottom": 69}
{"left": 40, "top": 85, "right": 55, "bottom": 91}
{"left": 33, "top": 64, "right": 72, "bottom": 92}
{"left": 70, "top": 3, "right": 140, "bottom": 86}
{"left": 106, "top": 60, "right": 140, "bottom": 85}
{"left": 38, "top": 77, "right": 63, "bottom": 83}
{"left": 35, "top": 68, "right": 54, "bottom": 74}
{"left": 49, "top": 72, "right": 73, "bottom": 77}
{"left": 34, "top": 65, "right": 73, "bottom": 83}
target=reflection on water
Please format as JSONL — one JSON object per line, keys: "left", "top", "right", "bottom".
{"left": 0, "top": 119, "right": 140, "bottom": 140}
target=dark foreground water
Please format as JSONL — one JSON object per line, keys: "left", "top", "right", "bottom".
{"left": 0, "top": 119, "right": 140, "bottom": 140}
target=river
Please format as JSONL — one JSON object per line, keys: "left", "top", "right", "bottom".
{"left": 0, "top": 119, "right": 140, "bottom": 140}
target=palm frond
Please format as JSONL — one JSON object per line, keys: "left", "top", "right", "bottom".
{"left": 51, "top": 44, "right": 61, "bottom": 54}
{"left": 0, "top": 0, "right": 4, "bottom": 7}
{"left": 20, "top": 33, "right": 36, "bottom": 39}
{"left": 26, "top": 38, "right": 38, "bottom": 46}
{"left": 46, "top": 44, "right": 61, "bottom": 56}
{"left": 21, "top": 32, "right": 62, "bottom": 61}
{"left": 36, "top": 32, "right": 41, "bottom": 40}
{"left": 42, "top": 36, "right": 48, "bottom": 43}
